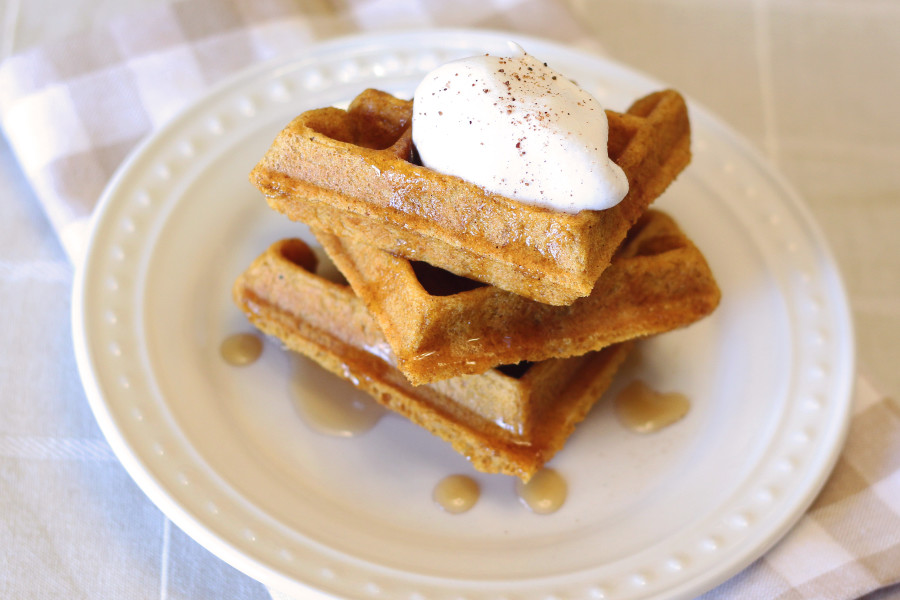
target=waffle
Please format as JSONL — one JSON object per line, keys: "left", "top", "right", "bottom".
{"left": 316, "top": 209, "right": 720, "bottom": 385}
{"left": 250, "top": 88, "right": 691, "bottom": 306}
{"left": 233, "top": 237, "right": 633, "bottom": 481}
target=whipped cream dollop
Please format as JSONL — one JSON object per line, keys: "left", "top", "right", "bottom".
{"left": 411, "top": 43, "right": 628, "bottom": 213}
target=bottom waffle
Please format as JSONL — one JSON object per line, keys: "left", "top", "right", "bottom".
{"left": 233, "top": 237, "right": 633, "bottom": 481}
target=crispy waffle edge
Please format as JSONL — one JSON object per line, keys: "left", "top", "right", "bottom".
{"left": 317, "top": 209, "right": 721, "bottom": 385}
{"left": 249, "top": 88, "right": 691, "bottom": 305}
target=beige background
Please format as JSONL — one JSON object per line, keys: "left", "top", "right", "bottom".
{"left": 568, "top": 0, "right": 900, "bottom": 404}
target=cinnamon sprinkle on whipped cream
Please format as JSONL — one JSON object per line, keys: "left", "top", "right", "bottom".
{"left": 412, "top": 42, "right": 628, "bottom": 213}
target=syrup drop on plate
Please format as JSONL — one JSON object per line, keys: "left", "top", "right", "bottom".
{"left": 614, "top": 380, "right": 690, "bottom": 433}
{"left": 433, "top": 474, "right": 480, "bottom": 514}
{"left": 515, "top": 468, "right": 567, "bottom": 515}
{"left": 220, "top": 333, "right": 263, "bottom": 366}
{"left": 290, "top": 356, "right": 385, "bottom": 437}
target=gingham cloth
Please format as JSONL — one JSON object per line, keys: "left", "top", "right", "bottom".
{"left": 1, "top": 1, "right": 898, "bottom": 599}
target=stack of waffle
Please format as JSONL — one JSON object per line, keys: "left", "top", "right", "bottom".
{"left": 234, "top": 88, "right": 720, "bottom": 481}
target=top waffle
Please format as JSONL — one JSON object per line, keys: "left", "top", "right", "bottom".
{"left": 250, "top": 88, "right": 691, "bottom": 305}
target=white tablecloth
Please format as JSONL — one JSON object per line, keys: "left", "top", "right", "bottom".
{"left": 1, "top": 1, "right": 898, "bottom": 598}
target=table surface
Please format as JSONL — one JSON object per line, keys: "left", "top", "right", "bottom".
{"left": 1, "top": 0, "right": 898, "bottom": 599}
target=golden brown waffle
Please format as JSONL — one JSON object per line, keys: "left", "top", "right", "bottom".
{"left": 250, "top": 88, "right": 691, "bottom": 305}
{"left": 316, "top": 209, "right": 720, "bottom": 385}
{"left": 233, "top": 238, "right": 632, "bottom": 481}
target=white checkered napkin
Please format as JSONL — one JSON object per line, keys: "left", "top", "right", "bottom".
{"left": 699, "top": 376, "right": 900, "bottom": 600}
{"left": 0, "top": 0, "right": 599, "bottom": 265}
{"left": 0, "top": 0, "right": 357, "bottom": 262}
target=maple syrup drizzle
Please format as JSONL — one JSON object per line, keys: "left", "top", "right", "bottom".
{"left": 290, "top": 357, "right": 385, "bottom": 437}
{"left": 614, "top": 380, "right": 690, "bottom": 433}
{"left": 433, "top": 474, "right": 480, "bottom": 514}
{"left": 220, "top": 333, "right": 263, "bottom": 366}
{"left": 515, "top": 468, "right": 567, "bottom": 514}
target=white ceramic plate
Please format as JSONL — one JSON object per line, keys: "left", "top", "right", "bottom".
{"left": 73, "top": 30, "right": 854, "bottom": 600}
